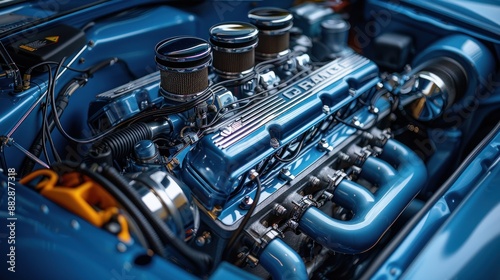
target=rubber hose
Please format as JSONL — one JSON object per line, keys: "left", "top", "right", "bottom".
{"left": 224, "top": 176, "right": 262, "bottom": 260}
{"left": 91, "top": 122, "right": 152, "bottom": 159}
{"left": 100, "top": 165, "right": 213, "bottom": 275}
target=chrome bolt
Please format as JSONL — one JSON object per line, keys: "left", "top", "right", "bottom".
{"left": 322, "top": 105, "right": 330, "bottom": 114}
{"left": 309, "top": 176, "right": 320, "bottom": 187}
{"left": 272, "top": 203, "right": 287, "bottom": 216}
{"left": 337, "top": 152, "right": 350, "bottom": 162}
{"left": 70, "top": 220, "right": 80, "bottom": 230}
{"left": 317, "top": 138, "right": 332, "bottom": 152}
{"left": 391, "top": 74, "right": 400, "bottom": 85}
{"left": 279, "top": 167, "right": 295, "bottom": 181}
{"left": 270, "top": 137, "right": 280, "bottom": 149}
{"left": 248, "top": 169, "right": 259, "bottom": 180}
{"left": 352, "top": 117, "right": 362, "bottom": 127}
{"left": 116, "top": 243, "right": 127, "bottom": 253}
{"left": 369, "top": 106, "right": 379, "bottom": 114}
{"left": 351, "top": 166, "right": 362, "bottom": 175}
{"left": 40, "top": 204, "right": 49, "bottom": 214}
{"left": 288, "top": 220, "right": 299, "bottom": 231}
{"left": 240, "top": 195, "right": 254, "bottom": 210}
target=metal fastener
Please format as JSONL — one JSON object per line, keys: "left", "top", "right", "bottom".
{"left": 116, "top": 242, "right": 127, "bottom": 253}
{"left": 70, "top": 220, "right": 80, "bottom": 230}
{"left": 270, "top": 137, "right": 280, "bottom": 148}
{"left": 240, "top": 195, "right": 254, "bottom": 210}
{"left": 40, "top": 204, "right": 49, "bottom": 214}
{"left": 309, "top": 176, "right": 320, "bottom": 187}
{"left": 317, "top": 138, "right": 333, "bottom": 152}
{"left": 322, "top": 105, "right": 330, "bottom": 114}
{"left": 272, "top": 203, "right": 287, "bottom": 216}
{"left": 279, "top": 167, "right": 295, "bottom": 181}
{"left": 248, "top": 169, "right": 259, "bottom": 181}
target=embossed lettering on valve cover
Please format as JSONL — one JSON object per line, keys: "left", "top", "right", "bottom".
{"left": 212, "top": 53, "right": 370, "bottom": 149}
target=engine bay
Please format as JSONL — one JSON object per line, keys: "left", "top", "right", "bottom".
{"left": 1, "top": 0, "right": 499, "bottom": 279}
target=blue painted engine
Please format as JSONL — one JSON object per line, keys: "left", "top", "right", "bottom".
{"left": 0, "top": 1, "right": 499, "bottom": 279}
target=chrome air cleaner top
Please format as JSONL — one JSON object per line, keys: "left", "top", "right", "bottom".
{"left": 155, "top": 36, "right": 212, "bottom": 101}
{"left": 248, "top": 7, "right": 293, "bottom": 59}
{"left": 209, "top": 22, "right": 258, "bottom": 78}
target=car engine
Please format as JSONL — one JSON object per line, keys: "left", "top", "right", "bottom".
{"left": 1, "top": 0, "right": 499, "bottom": 279}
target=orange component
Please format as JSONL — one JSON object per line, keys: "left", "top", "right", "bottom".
{"left": 20, "top": 169, "right": 131, "bottom": 243}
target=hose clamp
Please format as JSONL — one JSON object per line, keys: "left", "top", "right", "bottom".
{"left": 370, "top": 129, "right": 392, "bottom": 147}
{"left": 260, "top": 229, "right": 283, "bottom": 248}
{"left": 353, "top": 147, "right": 373, "bottom": 166}
{"left": 327, "top": 170, "right": 347, "bottom": 192}
{"left": 289, "top": 195, "right": 318, "bottom": 232}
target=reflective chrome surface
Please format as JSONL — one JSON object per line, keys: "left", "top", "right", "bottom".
{"left": 155, "top": 36, "right": 212, "bottom": 72}
{"left": 248, "top": 7, "right": 293, "bottom": 28}
{"left": 209, "top": 22, "right": 258, "bottom": 45}
{"left": 130, "top": 170, "right": 197, "bottom": 239}
{"left": 409, "top": 71, "right": 448, "bottom": 121}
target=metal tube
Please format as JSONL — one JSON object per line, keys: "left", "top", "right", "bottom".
{"left": 298, "top": 139, "right": 426, "bottom": 254}
{"left": 259, "top": 238, "right": 308, "bottom": 280}
{"left": 334, "top": 180, "right": 375, "bottom": 213}
{"left": 360, "top": 156, "right": 397, "bottom": 185}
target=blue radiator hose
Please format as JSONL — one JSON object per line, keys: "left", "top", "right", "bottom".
{"left": 298, "top": 139, "right": 427, "bottom": 254}
{"left": 259, "top": 238, "right": 308, "bottom": 280}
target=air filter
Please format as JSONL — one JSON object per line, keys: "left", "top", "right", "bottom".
{"left": 209, "top": 22, "right": 258, "bottom": 78}
{"left": 155, "top": 36, "right": 212, "bottom": 102}
{"left": 248, "top": 7, "right": 293, "bottom": 60}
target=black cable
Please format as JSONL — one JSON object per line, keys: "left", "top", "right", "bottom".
{"left": 20, "top": 80, "right": 80, "bottom": 176}
{"left": 44, "top": 117, "right": 61, "bottom": 162}
{"left": 99, "top": 165, "right": 213, "bottom": 274}
{"left": 42, "top": 65, "right": 61, "bottom": 163}
{"left": 133, "top": 51, "right": 306, "bottom": 129}
{"left": 224, "top": 176, "right": 262, "bottom": 260}
{"left": 25, "top": 61, "right": 87, "bottom": 75}
{"left": 274, "top": 133, "right": 308, "bottom": 163}
{"left": 263, "top": 146, "right": 289, "bottom": 178}
{"left": 335, "top": 115, "right": 374, "bottom": 132}
{"left": 41, "top": 110, "right": 54, "bottom": 163}
{"left": 48, "top": 57, "right": 124, "bottom": 144}
{"left": 21, "top": 57, "right": 125, "bottom": 175}
{"left": 332, "top": 88, "right": 385, "bottom": 132}
{"left": 41, "top": 80, "right": 51, "bottom": 165}
{"left": 67, "top": 163, "right": 167, "bottom": 258}
{"left": 27, "top": 57, "right": 131, "bottom": 146}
